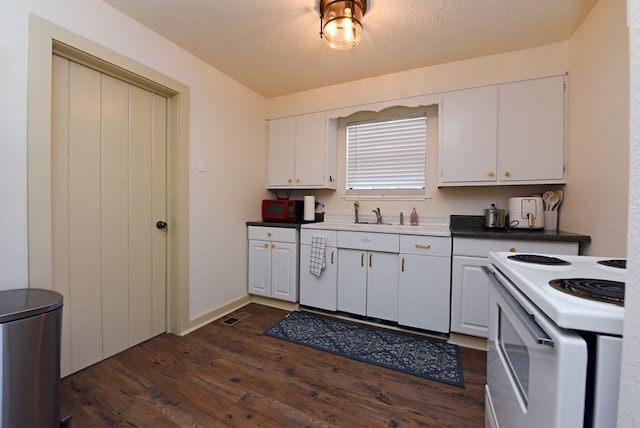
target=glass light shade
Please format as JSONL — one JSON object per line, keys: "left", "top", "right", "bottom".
{"left": 321, "top": 0, "right": 365, "bottom": 49}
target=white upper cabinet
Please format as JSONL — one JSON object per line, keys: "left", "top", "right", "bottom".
{"left": 439, "top": 85, "right": 498, "bottom": 184}
{"left": 498, "top": 76, "right": 566, "bottom": 182}
{"left": 439, "top": 75, "right": 566, "bottom": 186}
{"left": 267, "top": 112, "right": 337, "bottom": 189}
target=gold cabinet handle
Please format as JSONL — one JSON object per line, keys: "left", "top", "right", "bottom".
{"left": 369, "top": 253, "right": 373, "bottom": 268}
{"left": 287, "top": 178, "right": 292, "bottom": 183}
{"left": 296, "top": 178, "right": 300, "bottom": 183}
{"left": 401, "top": 257, "right": 405, "bottom": 272}
{"left": 509, "top": 247, "right": 516, "bottom": 252}
{"left": 331, "top": 250, "right": 335, "bottom": 264}
{"left": 271, "top": 243, "right": 275, "bottom": 248}
{"left": 264, "top": 243, "right": 268, "bottom": 248}
{"left": 415, "top": 243, "right": 431, "bottom": 249}
{"left": 267, "top": 232, "right": 272, "bottom": 237}
{"left": 504, "top": 171, "right": 511, "bottom": 177}
{"left": 361, "top": 253, "right": 364, "bottom": 267}
{"left": 488, "top": 171, "right": 495, "bottom": 177}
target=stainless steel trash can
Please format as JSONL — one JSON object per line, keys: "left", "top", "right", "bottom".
{"left": 0, "top": 288, "right": 63, "bottom": 428}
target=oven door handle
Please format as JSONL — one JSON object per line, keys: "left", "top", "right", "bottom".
{"left": 483, "top": 266, "right": 555, "bottom": 348}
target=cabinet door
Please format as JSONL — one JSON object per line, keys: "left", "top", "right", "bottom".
{"left": 337, "top": 249, "right": 367, "bottom": 316}
{"left": 267, "top": 117, "right": 296, "bottom": 187}
{"left": 440, "top": 86, "right": 498, "bottom": 184}
{"left": 295, "top": 112, "right": 326, "bottom": 187}
{"left": 450, "top": 256, "right": 489, "bottom": 338}
{"left": 399, "top": 254, "right": 451, "bottom": 333}
{"left": 271, "top": 241, "right": 298, "bottom": 302}
{"left": 366, "top": 251, "right": 399, "bottom": 322}
{"left": 300, "top": 244, "right": 338, "bottom": 311}
{"left": 248, "top": 240, "right": 271, "bottom": 297}
{"left": 499, "top": 76, "right": 565, "bottom": 182}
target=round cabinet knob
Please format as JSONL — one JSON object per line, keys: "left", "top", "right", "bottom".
{"left": 296, "top": 178, "right": 300, "bottom": 183}
{"left": 267, "top": 232, "right": 272, "bottom": 237}
{"left": 264, "top": 243, "right": 269, "bottom": 248}
{"left": 288, "top": 178, "right": 292, "bottom": 183}
{"left": 488, "top": 171, "right": 495, "bottom": 177}
{"left": 509, "top": 247, "right": 516, "bottom": 252}
{"left": 156, "top": 221, "right": 168, "bottom": 229}
{"left": 504, "top": 171, "right": 511, "bottom": 177}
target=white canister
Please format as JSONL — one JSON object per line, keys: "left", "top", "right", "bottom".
{"left": 303, "top": 195, "right": 315, "bottom": 221}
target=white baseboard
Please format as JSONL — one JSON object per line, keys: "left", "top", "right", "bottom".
{"left": 179, "top": 295, "right": 253, "bottom": 336}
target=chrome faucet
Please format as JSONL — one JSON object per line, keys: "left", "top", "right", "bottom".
{"left": 373, "top": 208, "right": 382, "bottom": 224}
{"left": 354, "top": 201, "right": 360, "bottom": 224}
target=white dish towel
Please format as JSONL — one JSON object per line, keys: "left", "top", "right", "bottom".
{"left": 309, "top": 236, "right": 326, "bottom": 277}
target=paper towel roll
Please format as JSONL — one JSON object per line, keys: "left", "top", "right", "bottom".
{"left": 304, "top": 196, "right": 315, "bottom": 221}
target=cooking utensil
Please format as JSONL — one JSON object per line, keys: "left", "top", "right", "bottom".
{"left": 484, "top": 204, "right": 506, "bottom": 228}
{"left": 543, "top": 191, "right": 555, "bottom": 211}
{"left": 554, "top": 190, "right": 564, "bottom": 210}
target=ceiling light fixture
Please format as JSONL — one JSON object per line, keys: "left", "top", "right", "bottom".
{"left": 319, "top": 0, "right": 367, "bottom": 50}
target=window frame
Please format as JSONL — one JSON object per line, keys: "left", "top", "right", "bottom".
{"left": 341, "top": 106, "right": 433, "bottom": 201}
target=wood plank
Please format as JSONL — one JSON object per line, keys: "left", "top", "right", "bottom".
{"left": 101, "top": 73, "right": 131, "bottom": 359}
{"left": 128, "top": 84, "right": 154, "bottom": 346}
{"left": 67, "top": 61, "right": 103, "bottom": 372}
{"left": 151, "top": 93, "right": 168, "bottom": 336}
{"left": 51, "top": 54, "right": 73, "bottom": 377}
{"left": 61, "top": 303, "right": 486, "bottom": 427}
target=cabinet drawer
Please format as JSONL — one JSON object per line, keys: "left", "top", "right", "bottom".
{"left": 248, "top": 226, "right": 297, "bottom": 243}
{"left": 301, "top": 229, "right": 337, "bottom": 247}
{"left": 453, "top": 237, "right": 578, "bottom": 257}
{"left": 400, "top": 235, "right": 451, "bottom": 256}
{"left": 337, "top": 231, "right": 399, "bottom": 253}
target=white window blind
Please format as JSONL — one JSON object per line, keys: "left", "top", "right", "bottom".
{"left": 346, "top": 115, "right": 426, "bottom": 191}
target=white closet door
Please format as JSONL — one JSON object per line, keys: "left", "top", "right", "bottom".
{"left": 51, "top": 55, "right": 167, "bottom": 375}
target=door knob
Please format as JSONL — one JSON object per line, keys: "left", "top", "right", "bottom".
{"left": 156, "top": 221, "right": 168, "bottom": 229}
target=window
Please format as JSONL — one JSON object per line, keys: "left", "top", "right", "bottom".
{"left": 346, "top": 115, "right": 426, "bottom": 198}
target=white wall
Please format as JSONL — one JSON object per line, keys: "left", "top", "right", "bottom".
{"left": 0, "top": 0, "right": 269, "bottom": 320}
{"left": 566, "top": 0, "right": 630, "bottom": 257}
{"left": 619, "top": 1, "right": 640, "bottom": 425}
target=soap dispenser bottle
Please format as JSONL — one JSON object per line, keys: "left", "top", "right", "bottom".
{"left": 410, "top": 208, "right": 418, "bottom": 226}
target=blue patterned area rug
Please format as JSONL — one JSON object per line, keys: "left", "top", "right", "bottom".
{"left": 264, "top": 311, "right": 464, "bottom": 387}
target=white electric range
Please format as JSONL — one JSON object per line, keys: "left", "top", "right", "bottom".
{"left": 484, "top": 252, "right": 626, "bottom": 428}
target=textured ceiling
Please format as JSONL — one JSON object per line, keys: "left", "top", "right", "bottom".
{"left": 101, "top": 0, "right": 598, "bottom": 98}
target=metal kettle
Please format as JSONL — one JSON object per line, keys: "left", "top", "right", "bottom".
{"left": 484, "top": 204, "right": 506, "bottom": 228}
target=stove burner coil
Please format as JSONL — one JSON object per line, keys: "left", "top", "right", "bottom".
{"left": 597, "top": 259, "right": 627, "bottom": 269}
{"left": 549, "top": 278, "right": 625, "bottom": 306}
{"left": 508, "top": 254, "right": 571, "bottom": 266}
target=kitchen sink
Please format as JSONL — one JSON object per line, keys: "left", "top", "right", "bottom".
{"left": 302, "top": 221, "right": 451, "bottom": 236}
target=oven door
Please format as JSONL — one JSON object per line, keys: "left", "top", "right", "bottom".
{"left": 484, "top": 266, "right": 588, "bottom": 428}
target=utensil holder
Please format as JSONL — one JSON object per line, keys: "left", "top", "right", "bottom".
{"left": 544, "top": 211, "right": 558, "bottom": 231}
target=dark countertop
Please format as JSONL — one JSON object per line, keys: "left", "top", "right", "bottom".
{"left": 450, "top": 215, "right": 591, "bottom": 244}
{"left": 246, "top": 221, "right": 308, "bottom": 229}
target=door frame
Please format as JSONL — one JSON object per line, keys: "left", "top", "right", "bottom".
{"left": 26, "top": 14, "right": 190, "bottom": 335}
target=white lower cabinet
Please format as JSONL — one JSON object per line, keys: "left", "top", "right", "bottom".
{"left": 398, "top": 235, "right": 452, "bottom": 333}
{"left": 450, "top": 238, "right": 579, "bottom": 337}
{"left": 450, "top": 256, "right": 490, "bottom": 337}
{"left": 337, "top": 249, "right": 398, "bottom": 321}
{"left": 336, "top": 231, "right": 400, "bottom": 321}
{"left": 301, "top": 227, "right": 454, "bottom": 332}
{"left": 299, "top": 230, "right": 338, "bottom": 311}
{"left": 248, "top": 226, "right": 299, "bottom": 302}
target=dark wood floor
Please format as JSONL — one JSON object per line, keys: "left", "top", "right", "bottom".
{"left": 60, "top": 303, "right": 486, "bottom": 427}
